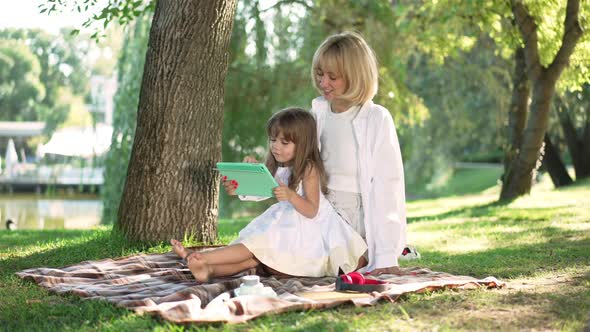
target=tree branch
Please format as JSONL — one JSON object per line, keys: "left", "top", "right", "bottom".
{"left": 546, "top": 0, "right": 583, "bottom": 81}
{"left": 511, "top": 0, "right": 542, "bottom": 81}
{"left": 259, "top": 0, "right": 312, "bottom": 13}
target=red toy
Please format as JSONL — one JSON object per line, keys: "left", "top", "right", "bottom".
{"left": 335, "top": 271, "right": 390, "bottom": 292}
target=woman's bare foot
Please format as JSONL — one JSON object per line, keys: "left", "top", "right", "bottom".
{"left": 187, "top": 255, "right": 212, "bottom": 282}
{"left": 170, "top": 239, "right": 189, "bottom": 259}
{"left": 355, "top": 256, "right": 368, "bottom": 271}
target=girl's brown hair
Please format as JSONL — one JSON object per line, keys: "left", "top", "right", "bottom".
{"left": 265, "top": 108, "right": 328, "bottom": 194}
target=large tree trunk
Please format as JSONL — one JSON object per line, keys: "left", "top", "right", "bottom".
{"left": 541, "top": 133, "right": 574, "bottom": 187}
{"left": 116, "top": 0, "right": 238, "bottom": 243}
{"left": 500, "top": 0, "right": 583, "bottom": 201}
{"left": 558, "top": 109, "right": 590, "bottom": 180}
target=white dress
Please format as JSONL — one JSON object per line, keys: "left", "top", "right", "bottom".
{"left": 231, "top": 166, "right": 368, "bottom": 277}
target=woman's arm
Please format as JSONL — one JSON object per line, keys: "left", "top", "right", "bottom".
{"left": 273, "top": 165, "right": 320, "bottom": 218}
{"left": 369, "top": 108, "right": 406, "bottom": 273}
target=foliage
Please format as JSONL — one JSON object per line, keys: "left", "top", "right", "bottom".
{"left": 54, "top": 0, "right": 590, "bottom": 213}
{"left": 0, "top": 39, "right": 45, "bottom": 121}
{"left": 0, "top": 28, "right": 91, "bottom": 135}
{"left": 101, "top": 15, "right": 151, "bottom": 224}
{"left": 39, "top": 0, "right": 155, "bottom": 40}
{"left": 403, "top": 35, "right": 513, "bottom": 188}
{"left": 219, "top": 0, "right": 318, "bottom": 216}
{"left": 417, "top": 0, "right": 590, "bottom": 91}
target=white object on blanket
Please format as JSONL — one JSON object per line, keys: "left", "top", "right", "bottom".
{"left": 234, "top": 275, "right": 277, "bottom": 297}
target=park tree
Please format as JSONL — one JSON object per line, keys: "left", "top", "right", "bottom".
{"left": 44, "top": 0, "right": 237, "bottom": 242}
{"left": 0, "top": 39, "right": 45, "bottom": 121}
{"left": 410, "top": 0, "right": 589, "bottom": 200}
{"left": 0, "top": 28, "right": 90, "bottom": 134}
{"left": 556, "top": 87, "right": 590, "bottom": 180}
{"left": 116, "top": 0, "right": 238, "bottom": 242}
{"left": 499, "top": 0, "right": 585, "bottom": 200}
{"left": 544, "top": 85, "right": 590, "bottom": 184}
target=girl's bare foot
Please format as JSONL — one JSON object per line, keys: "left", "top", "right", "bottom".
{"left": 187, "top": 255, "right": 211, "bottom": 282}
{"left": 170, "top": 239, "right": 189, "bottom": 259}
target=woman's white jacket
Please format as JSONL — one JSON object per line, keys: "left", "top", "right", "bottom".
{"left": 311, "top": 96, "right": 406, "bottom": 272}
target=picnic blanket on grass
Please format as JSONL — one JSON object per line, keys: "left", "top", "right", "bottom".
{"left": 16, "top": 246, "right": 505, "bottom": 324}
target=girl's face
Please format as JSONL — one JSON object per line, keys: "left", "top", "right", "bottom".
{"left": 315, "top": 66, "right": 346, "bottom": 102}
{"left": 270, "top": 132, "right": 295, "bottom": 164}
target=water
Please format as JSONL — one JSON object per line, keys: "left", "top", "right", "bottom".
{"left": 0, "top": 194, "right": 102, "bottom": 230}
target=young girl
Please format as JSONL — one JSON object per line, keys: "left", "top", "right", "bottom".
{"left": 310, "top": 31, "right": 407, "bottom": 275}
{"left": 171, "top": 108, "right": 367, "bottom": 282}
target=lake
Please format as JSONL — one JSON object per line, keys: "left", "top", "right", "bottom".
{"left": 0, "top": 194, "right": 102, "bottom": 230}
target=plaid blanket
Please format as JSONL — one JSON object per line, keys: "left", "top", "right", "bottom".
{"left": 16, "top": 246, "right": 505, "bottom": 324}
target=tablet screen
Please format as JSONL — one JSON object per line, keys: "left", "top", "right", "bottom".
{"left": 216, "top": 162, "right": 278, "bottom": 197}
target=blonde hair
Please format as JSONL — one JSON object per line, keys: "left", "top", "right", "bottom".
{"left": 265, "top": 108, "right": 328, "bottom": 194}
{"left": 311, "top": 31, "right": 378, "bottom": 106}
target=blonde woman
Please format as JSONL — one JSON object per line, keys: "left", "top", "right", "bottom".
{"left": 310, "top": 31, "right": 407, "bottom": 275}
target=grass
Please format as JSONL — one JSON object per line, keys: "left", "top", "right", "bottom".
{"left": 409, "top": 165, "right": 504, "bottom": 199}
{"left": 1, "top": 169, "right": 589, "bottom": 331}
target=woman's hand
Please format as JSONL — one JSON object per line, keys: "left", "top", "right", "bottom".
{"left": 273, "top": 181, "right": 295, "bottom": 201}
{"left": 221, "top": 176, "right": 238, "bottom": 195}
{"left": 243, "top": 155, "right": 258, "bottom": 163}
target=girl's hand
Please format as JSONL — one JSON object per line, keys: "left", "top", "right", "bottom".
{"left": 273, "top": 180, "right": 294, "bottom": 201}
{"left": 221, "top": 176, "right": 238, "bottom": 196}
{"left": 243, "top": 155, "right": 258, "bottom": 163}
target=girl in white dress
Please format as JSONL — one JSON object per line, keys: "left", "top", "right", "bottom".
{"left": 171, "top": 108, "right": 367, "bottom": 282}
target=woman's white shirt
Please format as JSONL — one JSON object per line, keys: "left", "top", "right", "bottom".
{"left": 320, "top": 104, "right": 361, "bottom": 193}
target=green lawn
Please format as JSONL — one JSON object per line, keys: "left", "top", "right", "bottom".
{"left": 1, "top": 170, "right": 589, "bottom": 331}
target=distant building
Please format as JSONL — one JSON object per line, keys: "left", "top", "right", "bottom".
{"left": 87, "top": 75, "right": 117, "bottom": 125}
{"left": 0, "top": 121, "right": 45, "bottom": 163}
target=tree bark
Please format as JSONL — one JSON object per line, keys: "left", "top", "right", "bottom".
{"left": 502, "top": 47, "right": 529, "bottom": 181}
{"left": 541, "top": 133, "right": 573, "bottom": 187}
{"left": 558, "top": 109, "right": 590, "bottom": 179}
{"left": 500, "top": 0, "right": 583, "bottom": 201}
{"left": 116, "top": 0, "right": 238, "bottom": 243}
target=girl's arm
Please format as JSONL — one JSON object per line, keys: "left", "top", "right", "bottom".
{"left": 273, "top": 165, "right": 320, "bottom": 218}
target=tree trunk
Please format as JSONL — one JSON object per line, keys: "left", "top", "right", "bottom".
{"left": 502, "top": 47, "right": 529, "bottom": 181}
{"left": 541, "top": 133, "right": 573, "bottom": 187}
{"left": 558, "top": 109, "right": 590, "bottom": 180}
{"left": 501, "top": 82, "right": 554, "bottom": 200}
{"left": 500, "top": 0, "right": 583, "bottom": 201}
{"left": 116, "top": 0, "right": 238, "bottom": 243}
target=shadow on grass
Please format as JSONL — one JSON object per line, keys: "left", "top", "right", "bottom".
{"left": 0, "top": 232, "right": 158, "bottom": 331}
{"left": 0, "top": 229, "right": 88, "bottom": 249}
{"left": 1, "top": 218, "right": 250, "bottom": 273}
{"left": 0, "top": 220, "right": 257, "bottom": 331}
{"left": 403, "top": 234, "right": 590, "bottom": 279}
{"left": 408, "top": 200, "right": 507, "bottom": 224}
{"left": 2, "top": 205, "right": 588, "bottom": 331}
{"left": 455, "top": 284, "right": 590, "bottom": 330}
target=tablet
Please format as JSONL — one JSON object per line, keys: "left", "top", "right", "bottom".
{"left": 215, "top": 162, "right": 278, "bottom": 197}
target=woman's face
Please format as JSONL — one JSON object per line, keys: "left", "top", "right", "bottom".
{"left": 315, "top": 65, "right": 346, "bottom": 102}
